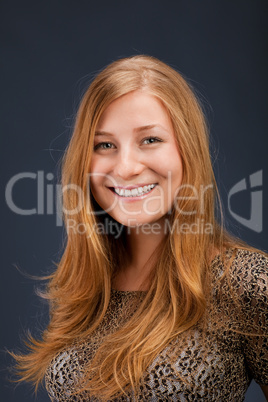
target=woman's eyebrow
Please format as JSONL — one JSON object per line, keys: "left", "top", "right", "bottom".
{"left": 95, "top": 124, "right": 168, "bottom": 137}
{"left": 95, "top": 130, "right": 114, "bottom": 137}
{"left": 133, "top": 124, "right": 165, "bottom": 133}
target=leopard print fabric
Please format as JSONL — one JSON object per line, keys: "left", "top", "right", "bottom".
{"left": 45, "top": 248, "right": 268, "bottom": 401}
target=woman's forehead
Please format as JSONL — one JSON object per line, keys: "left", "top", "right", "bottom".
{"left": 96, "top": 90, "right": 173, "bottom": 134}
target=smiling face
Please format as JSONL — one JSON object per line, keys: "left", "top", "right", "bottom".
{"left": 90, "top": 90, "right": 183, "bottom": 227}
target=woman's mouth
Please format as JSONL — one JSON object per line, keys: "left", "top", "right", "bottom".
{"left": 109, "top": 183, "right": 157, "bottom": 198}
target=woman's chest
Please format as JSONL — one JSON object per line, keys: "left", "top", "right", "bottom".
{"left": 45, "top": 325, "right": 249, "bottom": 401}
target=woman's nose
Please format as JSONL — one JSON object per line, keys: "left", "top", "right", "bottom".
{"left": 113, "top": 149, "right": 144, "bottom": 180}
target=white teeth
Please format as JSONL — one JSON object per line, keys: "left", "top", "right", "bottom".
{"left": 131, "top": 188, "right": 139, "bottom": 196}
{"left": 114, "top": 184, "right": 156, "bottom": 197}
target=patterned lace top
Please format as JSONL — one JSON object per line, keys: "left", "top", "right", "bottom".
{"left": 45, "top": 248, "right": 268, "bottom": 401}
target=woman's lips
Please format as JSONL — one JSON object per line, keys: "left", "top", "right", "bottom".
{"left": 109, "top": 183, "right": 157, "bottom": 190}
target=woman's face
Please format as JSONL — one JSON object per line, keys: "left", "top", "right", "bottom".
{"left": 90, "top": 90, "right": 183, "bottom": 227}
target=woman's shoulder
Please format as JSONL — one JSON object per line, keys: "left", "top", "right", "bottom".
{"left": 211, "top": 246, "right": 268, "bottom": 273}
{"left": 211, "top": 246, "right": 268, "bottom": 302}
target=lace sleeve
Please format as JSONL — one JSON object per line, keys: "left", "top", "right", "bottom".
{"left": 226, "top": 250, "right": 268, "bottom": 385}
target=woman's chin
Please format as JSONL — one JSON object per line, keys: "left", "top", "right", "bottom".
{"left": 113, "top": 215, "right": 167, "bottom": 230}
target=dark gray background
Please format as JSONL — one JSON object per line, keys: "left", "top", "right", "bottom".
{"left": 1, "top": 1, "right": 267, "bottom": 401}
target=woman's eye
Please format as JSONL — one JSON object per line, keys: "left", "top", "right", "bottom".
{"left": 143, "top": 136, "right": 163, "bottom": 145}
{"left": 94, "top": 142, "right": 115, "bottom": 151}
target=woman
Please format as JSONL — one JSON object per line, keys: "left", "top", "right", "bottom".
{"left": 14, "top": 55, "right": 268, "bottom": 401}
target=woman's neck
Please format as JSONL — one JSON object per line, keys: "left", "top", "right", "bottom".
{"left": 114, "top": 218, "right": 167, "bottom": 291}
